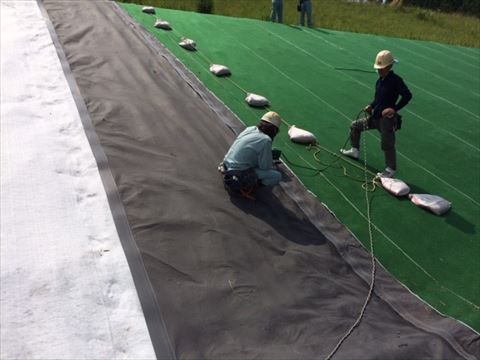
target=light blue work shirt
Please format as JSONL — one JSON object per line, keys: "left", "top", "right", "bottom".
{"left": 223, "top": 126, "right": 272, "bottom": 171}
{"left": 223, "top": 126, "right": 281, "bottom": 186}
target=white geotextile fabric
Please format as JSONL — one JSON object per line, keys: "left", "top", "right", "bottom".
{"left": 0, "top": 1, "right": 155, "bottom": 359}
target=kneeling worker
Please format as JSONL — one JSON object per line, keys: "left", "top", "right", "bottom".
{"left": 220, "top": 111, "right": 282, "bottom": 196}
{"left": 341, "top": 50, "right": 412, "bottom": 178}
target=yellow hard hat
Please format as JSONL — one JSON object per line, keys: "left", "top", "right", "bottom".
{"left": 261, "top": 111, "right": 282, "bottom": 129}
{"left": 374, "top": 50, "right": 396, "bottom": 69}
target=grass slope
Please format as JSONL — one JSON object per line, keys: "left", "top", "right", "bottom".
{"left": 119, "top": 3, "right": 480, "bottom": 331}
{"left": 119, "top": 0, "right": 480, "bottom": 47}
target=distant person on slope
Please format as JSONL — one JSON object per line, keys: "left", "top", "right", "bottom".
{"left": 271, "top": 0, "right": 283, "bottom": 23}
{"left": 298, "top": 0, "right": 313, "bottom": 28}
{"left": 340, "top": 50, "right": 412, "bottom": 178}
{"left": 219, "top": 112, "right": 282, "bottom": 197}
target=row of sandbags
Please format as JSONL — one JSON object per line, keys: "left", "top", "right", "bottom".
{"left": 141, "top": 6, "right": 451, "bottom": 216}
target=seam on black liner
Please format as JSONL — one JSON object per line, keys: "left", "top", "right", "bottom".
{"left": 112, "top": 3, "right": 479, "bottom": 359}
{"left": 112, "top": 1, "right": 245, "bottom": 138}
{"left": 37, "top": 1, "right": 176, "bottom": 358}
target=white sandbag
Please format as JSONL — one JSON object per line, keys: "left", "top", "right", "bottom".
{"left": 245, "top": 93, "right": 269, "bottom": 107}
{"left": 210, "top": 64, "right": 231, "bottom": 76}
{"left": 154, "top": 19, "right": 172, "bottom": 30}
{"left": 409, "top": 194, "right": 451, "bottom": 215}
{"left": 288, "top": 125, "right": 317, "bottom": 144}
{"left": 142, "top": 6, "right": 155, "bottom": 14}
{"left": 380, "top": 177, "right": 410, "bottom": 197}
{"left": 179, "top": 38, "right": 196, "bottom": 51}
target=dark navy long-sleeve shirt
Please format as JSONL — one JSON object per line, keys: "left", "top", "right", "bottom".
{"left": 371, "top": 70, "right": 412, "bottom": 119}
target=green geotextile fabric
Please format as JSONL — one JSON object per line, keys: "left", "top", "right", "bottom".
{"left": 120, "top": 3, "right": 480, "bottom": 331}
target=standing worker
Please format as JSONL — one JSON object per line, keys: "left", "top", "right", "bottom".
{"left": 271, "top": 0, "right": 283, "bottom": 23}
{"left": 220, "top": 112, "right": 282, "bottom": 197}
{"left": 341, "top": 50, "right": 412, "bottom": 178}
{"left": 298, "top": 0, "right": 313, "bottom": 28}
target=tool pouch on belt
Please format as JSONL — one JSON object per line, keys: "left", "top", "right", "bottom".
{"left": 395, "top": 115, "right": 402, "bottom": 130}
{"left": 272, "top": 148, "right": 282, "bottom": 161}
{"left": 222, "top": 168, "right": 258, "bottom": 197}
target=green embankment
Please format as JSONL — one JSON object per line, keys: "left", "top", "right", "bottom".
{"left": 120, "top": 3, "right": 480, "bottom": 331}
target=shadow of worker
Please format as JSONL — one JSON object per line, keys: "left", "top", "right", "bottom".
{"left": 229, "top": 175, "right": 327, "bottom": 248}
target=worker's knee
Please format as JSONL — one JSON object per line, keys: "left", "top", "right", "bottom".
{"left": 268, "top": 170, "right": 282, "bottom": 186}
{"left": 351, "top": 118, "right": 368, "bottom": 132}
{"left": 381, "top": 139, "right": 395, "bottom": 151}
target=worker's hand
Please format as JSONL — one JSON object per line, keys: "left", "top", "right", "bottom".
{"left": 364, "top": 105, "right": 373, "bottom": 114}
{"left": 382, "top": 108, "right": 396, "bottom": 118}
{"left": 272, "top": 148, "right": 282, "bottom": 161}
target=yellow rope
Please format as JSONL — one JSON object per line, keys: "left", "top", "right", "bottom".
{"left": 325, "top": 117, "right": 377, "bottom": 360}
{"left": 309, "top": 143, "right": 380, "bottom": 192}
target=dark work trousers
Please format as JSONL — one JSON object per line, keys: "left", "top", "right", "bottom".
{"left": 349, "top": 115, "right": 397, "bottom": 170}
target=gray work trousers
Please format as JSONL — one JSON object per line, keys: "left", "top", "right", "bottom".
{"left": 271, "top": 0, "right": 283, "bottom": 23}
{"left": 349, "top": 115, "right": 398, "bottom": 170}
{"left": 300, "top": 0, "right": 313, "bottom": 27}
